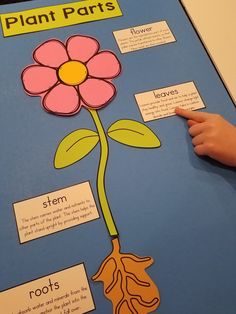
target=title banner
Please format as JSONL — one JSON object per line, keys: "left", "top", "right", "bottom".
{"left": 0, "top": 0, "right": 122, "bottom": 37}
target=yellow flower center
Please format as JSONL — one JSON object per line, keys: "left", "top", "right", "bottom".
{"left": 58, "top": 61, "right": 88, "bottom": 86}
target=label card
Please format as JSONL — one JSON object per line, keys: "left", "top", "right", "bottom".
{"left": 113, "top": 21, "right": 176, "bottom": 53}
{"left": 135, "top": 81, "right": 205, "bottom": 121}
{"left": 13, "top": 181, "right": 100, "bottom": 243}
{"left": 0, "top": 263, "right": 95, "bottom": 313}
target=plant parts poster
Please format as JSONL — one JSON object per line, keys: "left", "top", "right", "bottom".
{"left": 0, "top": 0, "right": 236, "bottom": 313}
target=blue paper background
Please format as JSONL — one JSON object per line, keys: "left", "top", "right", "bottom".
{"left": 0, "top": 0, "right": 236, "bottom": 313}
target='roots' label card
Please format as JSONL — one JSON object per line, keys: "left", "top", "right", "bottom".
{"left": 0, "top": 263, "right": 95, "bottom": 313}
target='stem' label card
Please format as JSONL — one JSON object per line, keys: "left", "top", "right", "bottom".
{"left": 13, "top": 181, "right": 99, "bottom": 243}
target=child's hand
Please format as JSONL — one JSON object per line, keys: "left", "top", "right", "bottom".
{"left": 175, "top": 107, "right": 236, "bottom": 166}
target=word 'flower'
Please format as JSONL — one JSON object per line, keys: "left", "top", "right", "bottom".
{"left": 22, "top": 35, "right": 121, "bottom": 115}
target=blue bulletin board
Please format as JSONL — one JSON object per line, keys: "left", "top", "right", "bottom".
{"left": 0, "top": 0, "right": 236, "bottom": 313}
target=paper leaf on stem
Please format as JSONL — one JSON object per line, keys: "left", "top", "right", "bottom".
{"left": 54, "top": 129, "right": 99, "bottom": 168}
{"left": 107, "top": 119, "right": 161, "bottom": 148}
{"left": 92, "top": 237, "right": 160, "bottom": 313}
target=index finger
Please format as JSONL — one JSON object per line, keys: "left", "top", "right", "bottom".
{"left": 175, "top": 107, "right": 207, "bottom": 122}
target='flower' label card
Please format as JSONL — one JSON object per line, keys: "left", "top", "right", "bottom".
{"left": 13, "top": 181, "right": 99, "bottom": 243}
{"left": 113, "top": 21, "right": 176, "bottom": 53}
{"left": 135, "top": 81, "right": 206, "bottom": 122}
{"left": 0, "top": 263, "right": 95, "bottom": 313}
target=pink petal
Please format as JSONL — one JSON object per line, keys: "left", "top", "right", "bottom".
{"left": 43, "top": 84, "right": 80, "bottom": 116}
{"left": 22, "top": 65, "right": 58, "bottom": 95}
{"left": 66, "top": 35, "right": 99, "bottom": 63}
{"left": 87, "top": 51, "right": 121, "bottom": 79}
{"left": 79, "top": 78, "right": 116, "bottom": 109}
{"left": 33, "top": 40, "right": 69, "bottom": 68}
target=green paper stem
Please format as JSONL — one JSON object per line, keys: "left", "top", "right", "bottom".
{"left": 89, "top": 109, "right": 118, "bottom": 237}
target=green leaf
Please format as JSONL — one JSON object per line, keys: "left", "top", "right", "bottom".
{"left": 107, "top": 119, "right": 161, "bottom": 148}
{"left": 54, "top": 129, "right": 99, "bottom": 168}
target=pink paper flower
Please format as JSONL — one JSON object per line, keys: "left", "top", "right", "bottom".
{"left": 22, "top": 35, "right": 121, "bottom": 115}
